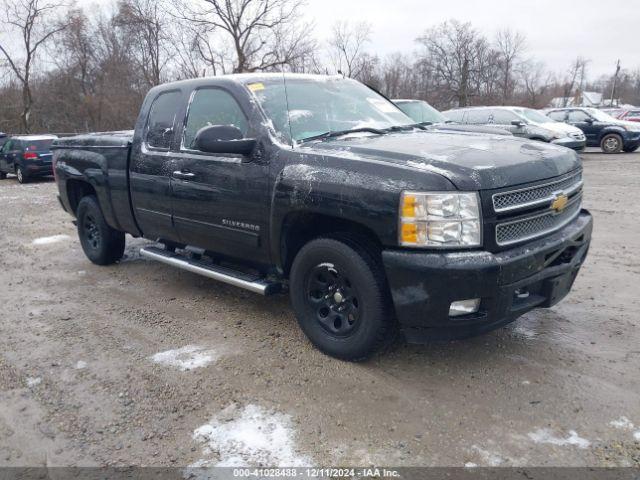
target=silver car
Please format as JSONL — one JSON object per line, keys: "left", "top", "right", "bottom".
{"left": 443, "top": 106, "right": 586, "bottom": 151}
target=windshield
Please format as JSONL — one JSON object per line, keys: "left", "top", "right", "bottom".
{"left": 396, "top": 101, "right": 447, "bottom": 124}
{"left": 586, "top": 108, "right": 618, "bottom": 122}
{"left": 247, "top": 77, "right": 413, "bottom": 144}
{"left": 517, "top": 108, "right": 553, "bottom": 124}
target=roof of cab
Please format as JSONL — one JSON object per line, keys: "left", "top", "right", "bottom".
{"left": 11, "top": 134, "right": 58, "bottom": 140}
{"left": 152, "top": 73, "right": 346, "bottom": 92}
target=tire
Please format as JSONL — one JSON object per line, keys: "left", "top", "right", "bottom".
{"left": 600, "top": 134, "right": 623, "bottom": 154}
{"left": 289, "top": 236, "right": 395, "bottom": 361}
{"left": 16, "top": 165, "right": 28, "bottom": 184}
{"left": 623, "top": 145, "right": 639, "bottom": 153}
{"left": 76, "top": 195, "right": 125, "bottom": 265}
{"left": 0, "top": 172, "right": 6, "bottom": 180}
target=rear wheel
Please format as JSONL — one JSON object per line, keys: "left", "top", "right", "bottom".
{"left": 15, "top": 165, "right": 28, "bottom": 184}
{"left": 601, "top": 134, "right": 623, "bottom": 154}
{"left": 76, "top": 195, "right": 125, "bottom": 265}
{"left": 289, "top": 237, "right": 395, "bottom": 361}
{"left": 623, "top": 145, "right": 639, "bottom": 153}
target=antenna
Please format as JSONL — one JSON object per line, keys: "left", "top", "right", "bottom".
{"left": 282, "top": 70, "right": 294, "bottom": 149}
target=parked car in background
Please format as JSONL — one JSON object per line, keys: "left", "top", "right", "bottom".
{"left": 618, "top": 109, "right": 640, "bottom": 123}
{"left": 443, "top": 106, "right": 586, "bottom": 151}
{"left": 546, "top": 108, "right": 640, "bottom": 153}
{"left": 601, "top": 108, "right": 626, "bottom": 119}
{"left": 393, "top": 99, "right": 512, "bottom": 136}
{"left": 0, "top": 132, "right": 8, "bottom": 150}
{"left": 0, "top": 135, "right": 58, "bottom": 183}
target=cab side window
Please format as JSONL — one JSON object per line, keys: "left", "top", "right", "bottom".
{"left": 490, "top": 110, "right": 519, "bottom": 124}
{"left": 183, "top": 88, "right": 248, "bottom": 150}
{"left": 1, "top": 140, "right": 11, "bottom": 153}
{"left": 146, "top": 90, "right": 181, "bottom": 150}
{"left": 466, "top": 110, "right": 490, "bottom": 125}
{"left": 568, "top": 110, "right": 591, "bottom": 123}
{"left": 547, "top": 111, "right": 566, "bottom": 122}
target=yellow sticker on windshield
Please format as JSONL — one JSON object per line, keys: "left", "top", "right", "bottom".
{"left": 248, "top": 82, "right": 265, "bottom": 92}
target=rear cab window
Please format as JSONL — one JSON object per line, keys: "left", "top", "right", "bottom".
{"left": 145, "top": 90, "right": 182, "bottom": 150}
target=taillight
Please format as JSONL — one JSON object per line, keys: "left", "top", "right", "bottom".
{"left": 23, "top": 152, "right": 38, "bottom": 160}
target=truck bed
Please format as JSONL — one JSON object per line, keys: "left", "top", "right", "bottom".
{"left": 52, "top": 130, "right": 140, "bottom": 236}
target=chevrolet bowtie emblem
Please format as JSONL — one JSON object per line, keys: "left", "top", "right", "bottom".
{"left": 551, "top": 193, "right": 569, "bottom": 212}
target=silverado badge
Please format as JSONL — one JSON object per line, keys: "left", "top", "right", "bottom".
{"left": 551, "top": 193, "right": 569, "bottom": 212}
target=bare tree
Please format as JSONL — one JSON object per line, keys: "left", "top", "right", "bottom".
{"left": 114, "top": 0, "right": 173, "bottom": 87}
{"left": 562, "top": 56, "right": 590, "bottom": 106}
{"left": 173, "top": 0, "right": 315, "bottom": 73}
{"left": 495, "top": 28, "right": 526, "bottom": 104}
{"left": 0, "top": 0, "right": 68, "bottom": 132}
{"left": 417, "top": 20, "right": 495, "bottom": 107}
{"left": 328, "top": 20, "right": 372, "bottom": 78}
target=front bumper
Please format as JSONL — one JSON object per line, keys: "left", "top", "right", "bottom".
{"left": 621, "top": 131, "right": 640, "bottom": 149}
{"left": 382, "top": 210, "right": 593, "bottom": 343}
{"left": 551, "top": 137, "right": 586, "bottom": 151}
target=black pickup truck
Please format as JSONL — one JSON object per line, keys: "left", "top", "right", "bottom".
{"left": 52, "top": 74, "right": 592, "bottom": 360}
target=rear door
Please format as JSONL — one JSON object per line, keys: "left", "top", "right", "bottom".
{"left": 129, "top": 89, "right": 183, "bottom": 243}
{"left": 170, "top": 86, "right": 270, "bottom": 264}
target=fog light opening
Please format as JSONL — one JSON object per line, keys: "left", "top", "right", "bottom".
{"left": 449, "top": 298, "right": 481, "bottom": 317}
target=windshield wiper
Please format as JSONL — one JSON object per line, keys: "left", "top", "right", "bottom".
{"left": 298, "top": 127, "right": 386, "bottom": 143}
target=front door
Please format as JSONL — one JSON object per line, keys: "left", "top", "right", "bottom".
{"left": 567, "top": 110, "right": 599, "bottom": 145}
{"left": 0, "top": 140, "right": 12, "bottom": 173}
{"left": 171, "top": 87, "right": 270, "bottom": 265}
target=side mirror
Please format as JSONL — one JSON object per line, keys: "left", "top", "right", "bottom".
{"left": 585, "top": 117, "right": 594, "bottom": 124}
{"left": 511, "top": 120, "right": 526, "bottom": 128}
{"left": 194, "top": 125, "right": 256, "bottom": 156}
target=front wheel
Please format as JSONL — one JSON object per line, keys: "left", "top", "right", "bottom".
{"left": 601, "top": 134, "right": 623, "bottom": 154}
{"left": 76, "top": 195, "right": 125, "bottom": 265}
{"left": 289, "top": 237, "right": 395, "bottom": 361}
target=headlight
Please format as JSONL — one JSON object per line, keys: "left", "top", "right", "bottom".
{"left": 399, "top": 192, "right": 482, "bottom": 248}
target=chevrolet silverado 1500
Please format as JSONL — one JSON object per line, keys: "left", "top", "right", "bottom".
{"left": 52, "top": 74, "right": 592, "bottom": 360}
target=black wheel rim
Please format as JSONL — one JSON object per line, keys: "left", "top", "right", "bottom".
{"left": 306, "top": 263, "right": 360, "bottom": 337}
{"left": 83, "top": 214, "right": 101, "bottom": 250}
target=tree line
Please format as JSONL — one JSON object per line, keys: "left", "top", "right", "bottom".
{"left": 1, "top": 0, "right": 639, "bottom": 134}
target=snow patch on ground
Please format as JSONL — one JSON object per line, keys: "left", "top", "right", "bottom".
{"left": 634, "top": 431, "right": 640, "bottom": 441}
{"left": 150, "top": 345, "right": 220, "bottom": 371}
{"left": 609, "top": 417, "right": 634, "bottom": 430}
{"left": 527, "top": 428, "right": 590, "bottom": 449}
{"left": 32, "top": 234, "right": 71, "bottom": 245}
{"left": 26, "top": 377, "right": 42, "bottom": 387}
{"left": 190, "top": 404, "right": 310, "bottom": 467}
{"left": 470, "top": 445, "right": 504, "bottom": 466}
{"left": 75, "top": 361, "right": 87, "bottom": 370}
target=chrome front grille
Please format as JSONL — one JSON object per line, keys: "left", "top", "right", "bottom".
{"left": 492, "top": 171, "right": 583, "bottom": 213}
{"left": 496, "top": 194, "right": 582, "bottom": 246}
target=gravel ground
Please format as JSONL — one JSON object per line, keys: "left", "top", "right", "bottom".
{"left": 0, "top": 150, "right": 639, "bottom": 469}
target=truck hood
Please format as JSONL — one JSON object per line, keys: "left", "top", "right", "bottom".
{"left": 301, "top": 130, "right": 581, "bottom": 190}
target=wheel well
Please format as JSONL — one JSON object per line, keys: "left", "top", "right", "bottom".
{"left": 280, "top": 212, "right": 383, "bottom": 276}
{"left": 66, "top": 180, "right": 97, "bottom": 215}
{"left": 529, "top": 137, "right": 547, "bottom": 142}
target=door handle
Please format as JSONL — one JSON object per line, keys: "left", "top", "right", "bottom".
{"left": 172, "top": 170, "right": 195, "bottom": 179}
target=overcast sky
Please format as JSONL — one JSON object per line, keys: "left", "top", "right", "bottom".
{"left": 81, "top": 0, "right": 639, "bottom": 80}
